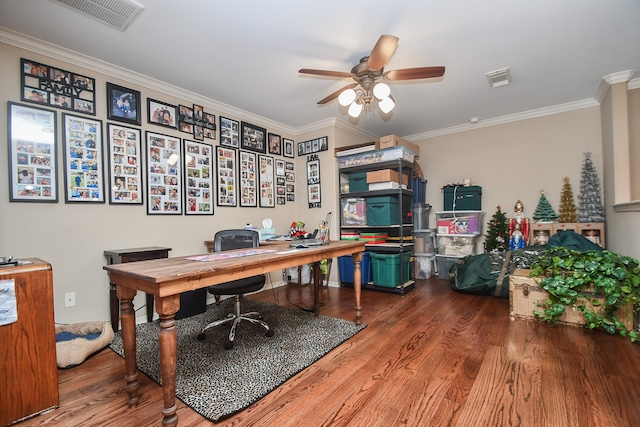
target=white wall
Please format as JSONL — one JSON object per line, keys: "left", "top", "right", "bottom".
{"left": 412, "top": 107, "right": 603, "bottom": 241}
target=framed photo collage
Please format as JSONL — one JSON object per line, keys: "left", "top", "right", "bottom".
{"left": 11, "top": 57, "right": 304, "bottom": 213}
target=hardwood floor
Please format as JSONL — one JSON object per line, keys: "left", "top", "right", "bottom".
{"left": 18, "top": 277, "right": 640, "bottom": 427}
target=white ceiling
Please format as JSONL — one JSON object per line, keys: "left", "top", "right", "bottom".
{"left": 1, "top": 0, "right": 639, "bottom": 138}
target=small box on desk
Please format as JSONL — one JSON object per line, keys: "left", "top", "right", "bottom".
{"left": 509, "top": 269, "right": 634, "bottom": 329}
{"left": 443, "top": 185, "right": 482, "bottom": 211}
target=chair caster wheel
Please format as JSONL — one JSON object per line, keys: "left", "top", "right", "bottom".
{"left": 197, "top": 332, "right": 206, "bottom": 341}
{"left": 265, "top": 329, "right": 275, "bottom": 338}
{"left": 224, "top": 341, "right": 234, "bottom": 350}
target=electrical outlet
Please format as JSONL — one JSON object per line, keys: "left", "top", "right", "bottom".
{"left": 64, "top": 292, "right": 75, "bottom": 308}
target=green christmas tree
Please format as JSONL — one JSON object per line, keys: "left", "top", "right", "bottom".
{"left": 484, "top": 206, "right": 509, "bottom": 252}
{"left": 577, "top": 152, "right": 605, "bottom": 222}
{"left": 558, "top": 176, "right": 578, "bottom": 223}
{"left": 533, "top": 191, "right": 558, "bottom": 222}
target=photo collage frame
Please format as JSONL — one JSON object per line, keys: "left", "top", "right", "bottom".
{"left": 184, "top": 140, "right": 214, "bottom": 214}
{"left": 107, "top": 123, "right": 142, "bottom": 204}
{"left": 62, "top": 113, "right": 105, "bottom": 202}
{"left": 146, "top": 131, "right": 182, "bottom": 214}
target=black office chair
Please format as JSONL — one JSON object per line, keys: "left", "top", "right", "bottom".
{"left": 197, "top": 229, "right": 274, "bottom": 349}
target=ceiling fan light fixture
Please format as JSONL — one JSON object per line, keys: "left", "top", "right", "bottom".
{"left": 348, "top": 101, "right": 363, "bottom": 118}
{"left": 338, "top": 88, "right": 357, "bottom": 106}
{"left": 373, "top": 82, "right": 391, "bottom": 100}
{"left": 378, "top": 96, "right": 395, "bottom": 114}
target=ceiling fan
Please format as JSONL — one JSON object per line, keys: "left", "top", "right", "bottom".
{"left": 299, "top": 34, "right": 445, "bottom": 117}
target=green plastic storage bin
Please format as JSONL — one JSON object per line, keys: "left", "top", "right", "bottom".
{"left": 348, "top": 172, "right": 368, "bottom": 193}
{"left": 443, "top": 185, "right": 482, "bottom": 211}
{"left": 369, "top": 252, "right": 411, "bottom": 287}
{"left": 366, "top": 196, "right": 399, "bottom": 226}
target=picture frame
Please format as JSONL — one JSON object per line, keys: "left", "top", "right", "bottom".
{"left": 239, "top": 150, "right": 258, "bottom": 207}
{"left": 285, "top": 161, "right": 294, "bottom": 171}
{"left": 219, "top": 116, "right": 239, "bottom": 148}
{"left": 241, "top": 121, "right": 266, "bottom": 153}
{"left": 147, "top": 98, "right": 178, "bottom": 129}
{"left": 62, "top": 113, "right": 105, "bottom": 203}
{"left": 107, "top": 123, "right": 143, "bottom": 204}
{"left": 277, "top": 196, "right": 286, "bottom": 205}
{"left": 216, "top": 146, "right": 237, "bottom": 207}
{"left": 307, "top": 156, "right": 321, "bottom": 208}
{"left": 275, "top": 159, "right": 285, "bottom": 176}
{"left": 283, "top": 138, "right": 294, "bottom": 158}
{"left": 178, "top": 105, "right": 194, "bottom": 134}
{"left": 106, "top": 83, "right": 141, "bottom": 126}
{"left": 7, "top": 102, "right": 58, "bottom": 202}
{"left": 21, "top": 58, "right": 96, "bottom": 115}
{"left": 203, "top": 113, "right": 216, "bottom": 140}
{"left": 258, "top": 154, "right": 275, "bottom": 208}
{"left": 184, "top": 140, "right": 214, "bottom": 214}
{"left": 285, "top": 172, "right": 295, "bottom": 182}
{"left": 145, "top": 131, "right": 182, "bottom": 214}
{"left": 298, "top": 136, "right": 328, "bottom": 156}
{"left": 268, "top": 132, "right": 282, "bottom": 155}
{"left": 276, "top": 176, "right": 285, "bottom": 186}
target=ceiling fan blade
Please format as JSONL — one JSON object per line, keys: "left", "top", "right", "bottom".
{"left": 317, "top": 83, "right": 359, "bottom": 105}
{"left": 366, "top": 34, "right": 399, "bottom": 71}
{"left": 384, "top": 66, "right": 446, "bottom": 81}
{"left": 299, "top": 68, "right": 353, "bottom": 78}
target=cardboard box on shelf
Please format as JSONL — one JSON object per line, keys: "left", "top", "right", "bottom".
{"left": 376, "top": 134, "right": 420, "bottom": 157}
{"left": 366, "top": 169, "right": 408, "bottom": 185}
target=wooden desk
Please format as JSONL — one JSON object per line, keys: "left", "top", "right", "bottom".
{"left": 104, "top": 247, "right": 172, "bottom": 332}
{"left": 104, "top": 240, "right": 364, "bottom": 426}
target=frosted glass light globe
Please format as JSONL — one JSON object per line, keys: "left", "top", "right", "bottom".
{"left": 373, "top": 82, "right": 391, "bottom": 100}
{"left": 338, "top": 89, "right": 357, "bottom": 106}
{"left": 348, "top": 101, "right": 363, "bottom": 118}
{"left": 378, "top": 96, "right": 395, "bottom": 114}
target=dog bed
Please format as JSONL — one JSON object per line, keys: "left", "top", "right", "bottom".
{"left": 55, "top": 321, "right": 114, "bottom": 368}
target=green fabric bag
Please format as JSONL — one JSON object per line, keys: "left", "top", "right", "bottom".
{"left": 546, "top": 230, "right": 603, "bottom": 252}
{"left": 450, "top": 253, "right": 510, "bottom": 298}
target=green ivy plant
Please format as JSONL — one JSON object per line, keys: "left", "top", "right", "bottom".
{"left": 530, "top": 246, "right": 640, "bottom": 342}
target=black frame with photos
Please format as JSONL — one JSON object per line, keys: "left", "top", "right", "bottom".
{"left": 107, "top": 123, "right": 143, "bottom": 204}
{"left": 216, "top": 146, "right": 238, "bottom": 207}
{"left": 21, "top": 58, "right": 96, "bottom": 115}
{"left": 283, "top": 138, "right": 295, "bottom": 158}
{"left": 147, "top": 98, "right": 178, "bottom": 129}
{"left": 8, "top": 102, "right": 59, "bottom": 202}
{"left": 268, "top": 132, "right": 282, "bottom": 155}
{"left": 258, "top": 154, "right": 275, "bottom": 207}
{"left": 241, "top": 121, "right": 266, "bottom": 153}
{"left": 106, "top": 83, "right": 141, "bottom": 126}
{"left": 62, "top": 113, "right": 105, "bottom": 203}
{"left": 219, "top": 116, "right": 239, "bottom": 148}
{"left": 184, "top": 139, "right": 214, "bottom": 215}
{"left": 145, "top": 131, "right": 182, "bottom": 214}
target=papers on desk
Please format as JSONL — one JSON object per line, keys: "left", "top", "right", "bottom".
{"left": 186, "top": 248, "right": 277, "bottom": 261}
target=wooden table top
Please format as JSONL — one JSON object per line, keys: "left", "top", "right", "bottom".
{"left": 104, "top": 240, "right": 365, "bottom": 298}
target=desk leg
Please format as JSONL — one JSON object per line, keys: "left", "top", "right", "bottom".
{"left": 116, "top": 286, "right": 139, "bottom": 407}
{"left": 110, "top": 282, "right": 119, "bottom": 333}
{"left": 146, "top": 293, "right": 155, "bottom": 322}
{"left": 155, "top": 295, "right": 180, "bottom": 427}
{"left": 351, "top": 252, "right": 363, "bottom": 325}
{"left": 312, "top": 261, "right": 322, "bottom": 316}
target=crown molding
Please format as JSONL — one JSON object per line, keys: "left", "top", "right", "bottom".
{"left": 293, "top": 117, "right": 377, "bottom": 141}
{"left": 0, "top": 26, "right": 296, "bottom": 136}
{"left": 405, "top": 98, "right": 599, "bottom": 141}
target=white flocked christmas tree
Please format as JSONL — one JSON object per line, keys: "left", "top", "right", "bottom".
{"left": 577, "top": 152, "right": 605, "bottom": 223}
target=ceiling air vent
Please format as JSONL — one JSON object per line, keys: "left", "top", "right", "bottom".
{"left": 49, "top": 0, "right": 144, "bottom": 32}
{"left": 485, "top": 67, "right": 512, "bottom": 88}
